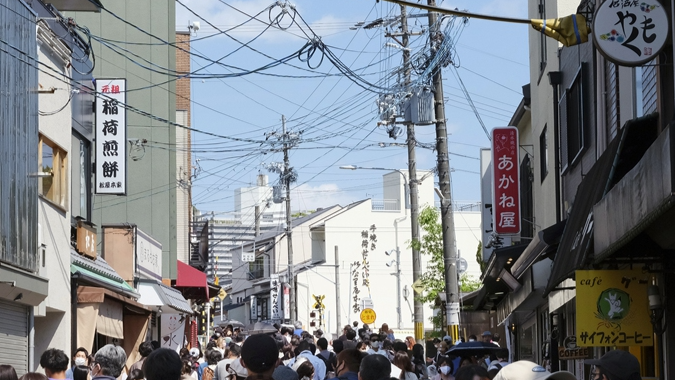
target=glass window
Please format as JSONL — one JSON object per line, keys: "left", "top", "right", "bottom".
{"left": 520, "top": 323, "right": 536, "bottom": 362}
{"left": 540, "top": 126, "right": 548, "bottom": 181}
{"left": 539, "top": 0, "right": 547, "bottom": 72}
{"left": 39, "top": 134, "right": 68, "bottom": 208}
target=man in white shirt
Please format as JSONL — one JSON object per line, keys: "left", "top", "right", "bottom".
{"left": 286, "top": 340, "right": 326, "bottom": 380}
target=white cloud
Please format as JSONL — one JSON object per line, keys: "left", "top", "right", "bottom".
{"left": 290, "top": 183, "right": 362, "bottom": 212}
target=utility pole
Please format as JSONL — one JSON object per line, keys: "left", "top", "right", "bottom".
{"left": 399, "top": 4, "right": 424, "bottom": 344}
{"left": 334, "top": 246, "right": 342, "bottom": 335}
{"left": 427, "top": 0, "right": 460, "bottom": 342}
{"left": 282, "top": 115, "right": 296, "bottom": 323}
{"left": 255, "top": 205, "right": 261, "bottom": 237}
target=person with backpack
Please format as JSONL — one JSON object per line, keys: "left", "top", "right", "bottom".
{"left": 202, "top": 350, "right": 222, "bottom": 380}
{"left": 487, "top": 349, "right": 509, "bottom": 372}
{"left": 315, "top": 338, "right": 336, "bottom": 373}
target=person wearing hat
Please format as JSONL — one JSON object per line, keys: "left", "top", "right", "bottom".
{"left": 492, "top": 360, "right": 576, "bottom": 380}
{"left": 481, "top": 331, "right": 494, "bottom": 344}
{"left": 212, "top": 327, "right": 224, "bottom": 342}
{"left": 240, "top": 334, "right": 280, "bottom": 380}
{"left": 585, "top": 350, "right": 642, "bottom": 380}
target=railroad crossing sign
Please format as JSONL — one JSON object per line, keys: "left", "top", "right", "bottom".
{"left": 360, "top": 308, "right": 376, "bottom": 324}
{"left": 312, "top": 294, "right": 325, "bottom": 310}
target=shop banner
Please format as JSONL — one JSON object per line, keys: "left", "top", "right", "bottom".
{"left": 282, "top": 283, "right": 290, "bottom": 320}
{"left": 270, "top": 274, "right": 281, "bottom": 320}
{"left": 576, "top": 269, "right": 652, "bottom": 346}
{"left": 161, "top": 314, "right": 185, "bottom": 352}
{"left": 95, "top": 79, "right": 126, "bottom": 194}
{"left": 491, "top": 127, "right": 520, "bottom": 234}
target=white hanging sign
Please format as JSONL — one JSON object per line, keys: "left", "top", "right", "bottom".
{"left": 95, "top": 79, "right": 127, "bottom": 194}
{"left": 593, "top": 0, "right": 669, "bottom": 66}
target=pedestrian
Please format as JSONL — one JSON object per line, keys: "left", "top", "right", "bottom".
{"left": 293, "top": 321, "right": 305, "bottom": 337}
{"left": 272, "top": 367, "right": 299, "bottom": 380}
{"left": 411, "top": 344, "right": 428, "bottom": 380}
{"left": 181, "top": 360, "right": 195, "bottom": 380}
{"left": 479, "top": 332, "right": 491, "bottom": 344}
{"left": 343, "top": 329, "right": 357, "bottom": 350}
{"left": 240, "top": 334, "right": 280, "bottom": 379}
{"left": 292, "top": 358, "right": 314, "bottom": 380}
{"left": 487, "top": 349, "right": 509, "bottom": 372}
{"left": 492, "top": 360, "right": 575, "bottom": 380}
{"left": 128, "top": 369, "right": 144, "bottom": 380}
{"left": 287, "top": 340, "right": 326, "bottom": 380}
{"left": 358, "top": 354, "right": 391, "bottom": 380}
{"left": 19, "top": 373, "right": 47, "bottom": 380}
{"left": 379, "top": 324, "right": 395, "bottom": 341}
{"left": 454, "top": 365, "right": 488, "bottom": 380}
{"left": 0, "top": 365, "right": 19, "bottom": 380}
{"left": 211, "top": 327, "right": 224, "bottom": 342}
{"left": 405, "top": 337, "right": 416, "bottom": 351}
{"left": 203, "top": 350, "right": 222, "bottom": 380}
{"left": 129, "top": 341, "right": 154, "bottom": 374}
{"left": 433, "top": 356, "right": 454, "bottom": 380}
{"left": 585, "top": 350, "right": 642, "bottom": 380}
{"left": 215, "top": 344, "right": 242, "bottom": 380}
{"left": 333, "top": 340, "right": 345, "bottom": 355}
{"left": 316, "top": 338, "right": 337, "bottom": 373}
{"left": 66, "top": 348, "right": 89, "bottom": 379}
{"left": 143, "top": 348, "right": 182, "bottom": 380}
{"left": 40, "top": 348, "right": 69, "bottom": 380}
{"left": 393, "top": 351, "right": 417, "bottom": 380}
{"left": 366, "top": 334, "right": 386, "bottom": 357}
{"left": 467, "top": 336, "right": 476, "bottom": 343}
{"left": 90, "top": 344, "right": 127, "bottom": 380}
{"left": 71, "top": 366, "right": 88, "bottom": 380}
{"left": 335, "top": 349, "right": 362, "bottom": 380}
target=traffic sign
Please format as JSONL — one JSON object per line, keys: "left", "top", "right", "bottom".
{"left": 312, "top": 294, "right": 325, "bottom": 310}
{"left": 360, "top": 308, "right": 376, "bottom": 324}
{"left": 412, "top": 279, "right": 424, "bottom": 294}
{"left": 457, "top": 257, "right": 468, "bottom": 275}
{"left": 218, "top": 288, "right": 227, "bottom": 301}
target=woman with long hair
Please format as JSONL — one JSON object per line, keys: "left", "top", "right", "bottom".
{"left": 394, "top": 351, "right": 418, "bottom": 380}
{"left": 411, "top": 344, "right": 428, "bottom": 380}
{"left": 293, "top": 358, "right": 315, "bottom": 380}
{"left": 72, "top": 365, "right": 89, "bottom": 380}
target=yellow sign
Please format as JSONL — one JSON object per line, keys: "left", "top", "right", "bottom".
{"left": 218, "top": 289, "right": 227, "bottom": 301}
{"left": 575, "top": 270, "right": 652, "bottom": 347}
{"left": 313, "top": 294, "right": 325, "bottom": 310}
{"left": 360, "top": 308, "right": 376, "bottom": 324}
{"left": 412, "top": 279, "right": 424, "bottom": 294}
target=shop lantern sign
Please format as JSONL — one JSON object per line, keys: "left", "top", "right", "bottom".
{"left": 491, "top": 127, "right": 520, "bottom": 235}
{"left": 95, "top": 79, "right": 127, "bottom": 194}
{"left": 576, "top": 269, "right": 652, "bottom": 346}
{"left": 593, "top": 0, "right": 669, "bottom": 66}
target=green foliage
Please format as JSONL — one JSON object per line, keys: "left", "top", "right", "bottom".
{"left": 476, "top": 241, "right": 487, "bottom": 275}
{"left": 460, "top": 273, "right": 481, "bottom": 292}
{"left": 411, "top": 206, "right": 445, "bottom": 304}
{"left": 292, "top": 210, "right": 316, "bottom": 218}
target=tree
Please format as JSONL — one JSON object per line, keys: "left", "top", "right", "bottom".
{"left": 476, "top": 241, "right": 487, "bottom": 275}
{"left": 410, "top": 206, "right": 444, "bottom": 304}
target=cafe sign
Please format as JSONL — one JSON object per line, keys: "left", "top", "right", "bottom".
{"left": 576, "top": 269, "right": 652, "bottom": 346}
{"left": 593, "top": 0, "right": 669, "bottom": 66}
{"left": 558, "top": 336, "right": 591, "bottom": 360}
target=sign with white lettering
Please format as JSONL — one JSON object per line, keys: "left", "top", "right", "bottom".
{"left": 76, "top": 221, "right": 97, "bottom": 259}
{"left": 593, "top": 0, "right": 669, "bottom": 66}
{"left": 95, "top": 79, "right": 126, "bottom": 194}
{"left": 492, "top": 127, "right": 520, "bottom": 234}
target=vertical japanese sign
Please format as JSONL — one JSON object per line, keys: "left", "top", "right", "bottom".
{"left": 593, "top": 0, "right": 668, "bottom": 66}
{"left": 576, "top": 270, "right": 652, "bottom": 346}
{"left": 161, "top": 314, "right": 185, "bottom": 352}
{"left": 95, "top": 79, "right": 126, "bottom": 194}
{"left": 270, "top": 274, "right": 281, "bottom": 320}
{"left": 491, "top": 127, "right": 520, "bottom": 235}
{"left": 250, "top": 295, "right": 257, "bottom": 322}
{"left": 282, "top": 283, "right": 290, "bottom": 320}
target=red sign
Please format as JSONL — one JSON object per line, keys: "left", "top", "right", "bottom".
{"left": 492, "top": 127, "right": 520, "bottom": 234}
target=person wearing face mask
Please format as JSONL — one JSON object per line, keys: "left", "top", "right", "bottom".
{"left": 433, "top": 357, "right": 454, "bottom": 380}
{"left": 366, "top": 334, "right": 386, "bottom": 357}
{"left": 66, "top": 348, "right": 89, "bottom": 379}
{"left": 211, "top": 327, "right": 224, "bottom": 342}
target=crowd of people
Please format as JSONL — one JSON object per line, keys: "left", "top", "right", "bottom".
{"left": 0, "top": 321, "right": 644, "bottom": 380}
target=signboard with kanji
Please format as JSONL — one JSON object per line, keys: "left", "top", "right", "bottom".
{"left": 491, "top": 127, "right": 520, "bottom": 235}
{"left": 270, "top": 274, "right": 281, "bottom": 320}
{"left": 360, "top": 308, "right": 376, "bottom": 324}
{"left": 576, "top": 270, "right": 652, "bottom": 346}
{"left": 593, "top": 0, "right": 669, "bottom": 66}
{"left": 95, "top": 79, "right": 126, "bottom": 194}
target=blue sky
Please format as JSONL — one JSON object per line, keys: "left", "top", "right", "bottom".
{"left": 174, "top": 0, "right": 530, "bottom": 214}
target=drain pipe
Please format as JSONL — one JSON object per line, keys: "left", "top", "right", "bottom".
{"left": 548, "top": 71, "right": 563, "bottom": 223}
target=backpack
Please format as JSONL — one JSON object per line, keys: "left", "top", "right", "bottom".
{"left": 203, "top": 367, "right": 215, "bottom": 380}
{"left": 316, "top": 351, "right": 336, "bottom": 372}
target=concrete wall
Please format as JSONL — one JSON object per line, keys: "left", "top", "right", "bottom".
{"left": 35, "top": 27, "right": 73, "bottom": 356}
{"left": 67, "top": 1, "right": 178, "bottom": 279}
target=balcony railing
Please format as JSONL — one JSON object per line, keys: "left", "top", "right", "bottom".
{"left": 372, "top": 199, "right": 401, "bottom": 211}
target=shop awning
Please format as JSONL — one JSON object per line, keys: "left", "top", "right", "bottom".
{"left": 544, "top": 122, "right": 625, "bottom": 296}
{"left": 475, "top": 244, "right": 528, "bottom": 310}
{"left": 175, "top": 260, "right": 208, "bottom": 300}
{"left": 510, "top": 219, "right": 566, "bottom": 280}
{"left": 71, "top": 250, "right": 139, "bottom": 299}
{"left": 137, "top": 280, "right": 193, "bottom": 314}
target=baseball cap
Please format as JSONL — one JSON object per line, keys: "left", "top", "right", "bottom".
{"left": 493, "top": 360, "right": 576, "bottom": 380}
{"left": 189, "top": 348, "right": 199, "bottom": 358}
{"left": 241, "top": 334, "right": 279, "bottom": 373}
{"left": 442, "top": 335, "right": 452, "bottom": 342}
{"left": 482, "top": 331, "right": 493, "bottom": 336}
{"left": 585, "top": 350, "right": 641, "bottom": 380}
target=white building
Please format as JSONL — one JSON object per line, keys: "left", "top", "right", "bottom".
{"left": 226, "top": 171, "right": 483, "bottom": 335}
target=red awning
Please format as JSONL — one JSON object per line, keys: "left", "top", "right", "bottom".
{"left": 175, "top": 260, "right": 208, "bottom": 300}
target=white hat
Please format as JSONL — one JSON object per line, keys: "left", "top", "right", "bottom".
{"left": 189, "top": 348, "right": 200, "bottom": 358}
{"left": 493, "top": 361, "right": 576, "bottom": 380}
